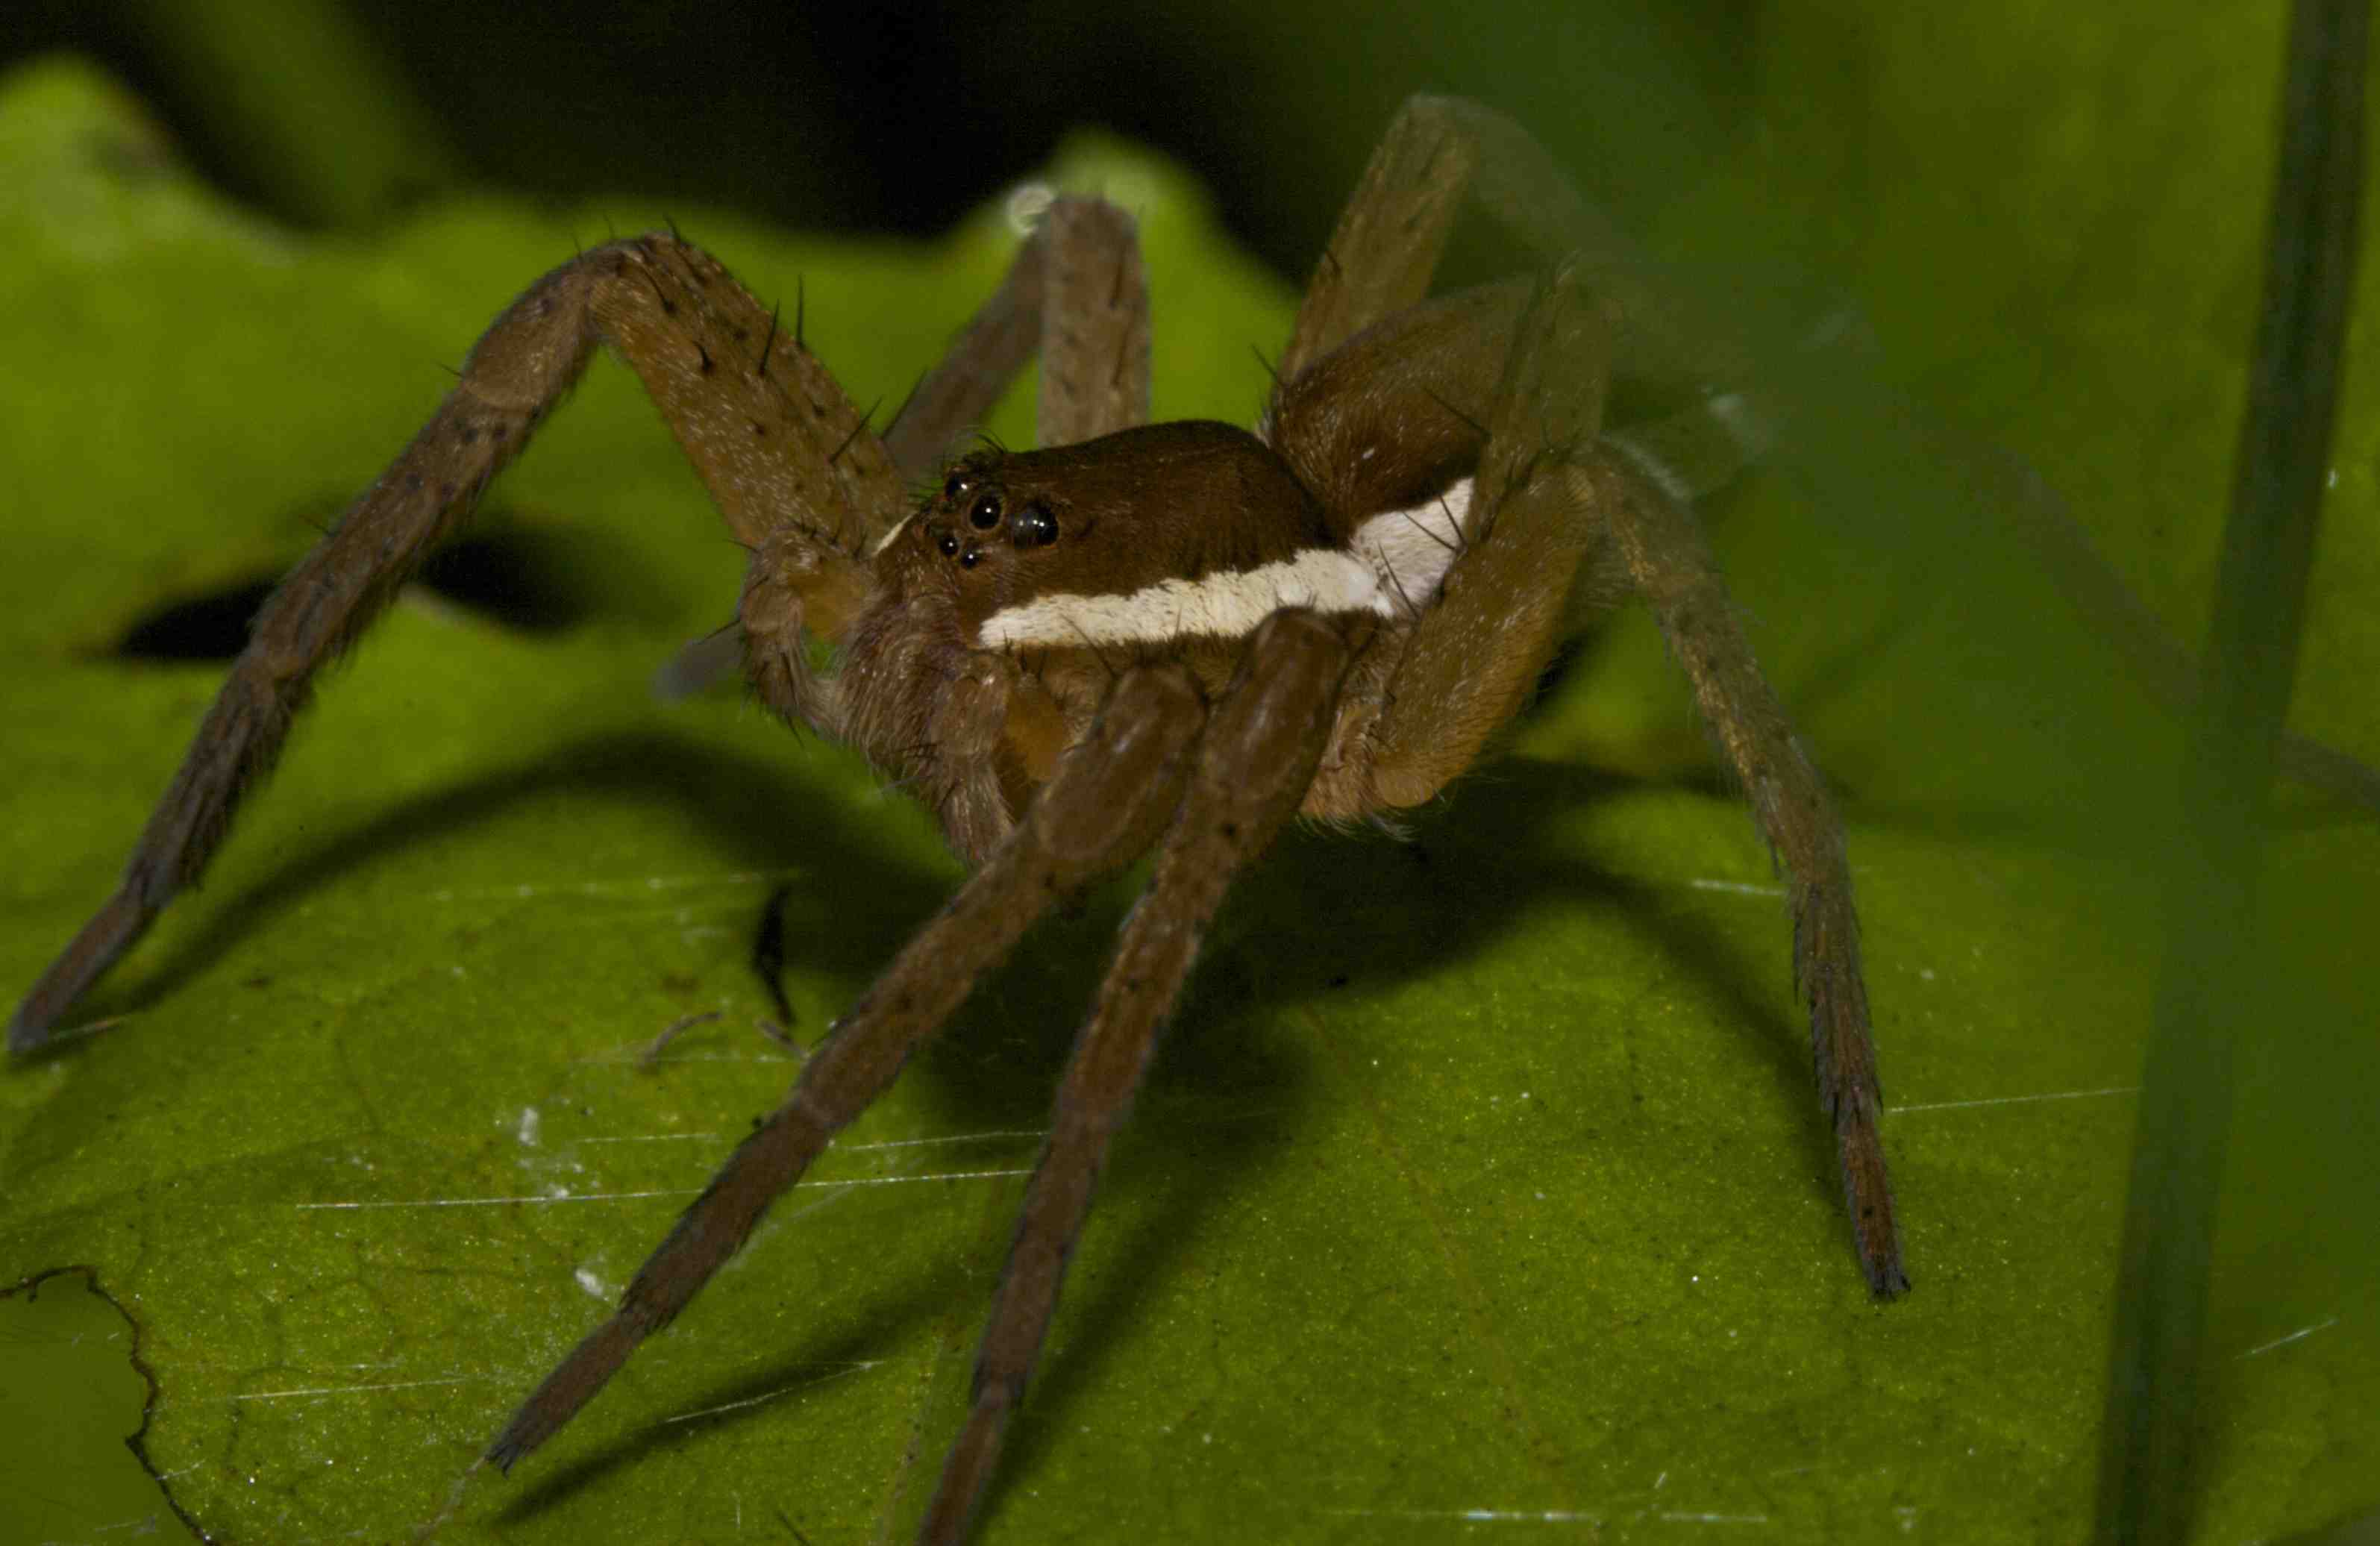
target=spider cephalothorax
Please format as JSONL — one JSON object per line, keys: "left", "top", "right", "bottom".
{"left": 10, "top": 95, "right": 1904, "bottom": 1545}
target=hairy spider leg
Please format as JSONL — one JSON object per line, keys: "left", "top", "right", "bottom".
{"left": 1280, "top": 93, "right": 1746, "bottom": 398}
{"left": 493, "top": 195, "right": 1169, "bottom": 1467}
{"left": 884, "top": 198, "right": 1152, "bottom": 478}
{"left": 7, "top": 198, "right": 1150, "bottom": 1054}
{"left": 10, "top": 233, "right": 891, "bottom": 1051}
{"left": 1594, "top": 454, "right": 1907, "bottom": 1293}
{"left": 1288, "top": 268, "right": 1616, "bottom": 810}
{"left": 919, "top": 610, "right": 1353, "bottom": 1545}
{"left": 484, "top": 662, "right": 1209, "bottom": 1473}
{"left": 1032, "top": 200, "right": 1154, "bottom": 446}
{"left": 1277, "top": 93, "right": 1907, "bottom": 1297}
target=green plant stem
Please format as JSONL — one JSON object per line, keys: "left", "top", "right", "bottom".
{"left": 2096, "top": 0, "right": 2367, "bottom": 1539}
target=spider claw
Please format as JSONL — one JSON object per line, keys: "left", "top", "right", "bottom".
{"left": 483, "top": 1421, "right": 530, "bottom": 1475}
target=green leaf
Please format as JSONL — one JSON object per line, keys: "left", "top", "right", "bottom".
{"left": 2, "top": 42, "right": 2374, "bottom": 1546}
{"left": 0, "top": 1271, "right": 179, "bottom": 1543}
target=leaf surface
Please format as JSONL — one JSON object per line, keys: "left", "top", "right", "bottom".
{"left": 1, "top": 46, "right": 2373, "bottom": 1546}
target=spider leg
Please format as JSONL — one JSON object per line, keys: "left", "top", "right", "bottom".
{"left": 1033, "top": 198, "right": 1153, "bottom": 445}
{"left": 483, "top": 660, "right": 1209, "bottom": 1471}
{"left": 1285, "top": 243, "right": 1905, "bottom": 1292}
{"left": 741, "top": 196, "right": 1144, "bottom": 695}
{"left": 881, "top": 198, "right": 1151, "bottom": 475}
{"left": 1277, "top": 94, "right": 1470, "bottom": 379}
{"left": 1602, "top": 390, "right": 1775, "bottom": 506}
{"left": 1276, "top": 98, "right": 1905, "bottom": 1298}
{"left": 9, "top": 234, "right": 903, "bottom": 1053}
{"left": 740, "top": 198, "right": 1147, "bottom": 846}
{"left": 1594, "top": 451, "right": 1908, "bottom": 1298}
{"left": 917, "top": 610, "right": 1354, "bottom": 1546}
{"left": 1281, "top": 93, "right": 1744, "bottom": 394}
{"left": 1290, "top": 264, "right": 1614, "bottom": 810}
{"left": 880, "top": 234, "right": 1044, "bottom": 479}
{"left": 683, "top": 195, "right": 1151, "bottom": 710}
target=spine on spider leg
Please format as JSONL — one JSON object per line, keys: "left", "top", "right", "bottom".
{"left": 7, "top": 268, "right": 601, "bottom": 1054}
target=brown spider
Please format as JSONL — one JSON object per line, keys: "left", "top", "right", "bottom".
{"left": 8, "top": 96, "right": 1904, "bottom": 1542}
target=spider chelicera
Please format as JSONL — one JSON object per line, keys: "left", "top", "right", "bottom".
{"left": 10, "top": 95, "right": 1905, "bottom": 1543}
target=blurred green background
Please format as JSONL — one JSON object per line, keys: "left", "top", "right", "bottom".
{"left": 1, "top": 2, "right": 2376, "bottom": 1543}
{"left": 8, "top": 0, "right": 1759, "bottom": 270}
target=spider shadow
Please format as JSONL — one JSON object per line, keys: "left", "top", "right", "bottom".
{"left": 69, "top": 720, "right": 1850, "bottom": 1511}
{"left": 489, "top": 1271, "right": 965, "bottom": 1525}
{"left": 79, "top": 727, "right": 959, "bottom": 1028}
{"left": 49, "top": 721, "right": 1312, "bottom": 1514}
{"left": 966, "top": 965, "right": 1316, "bottom": 1509}
{"left": 1474, "top": 760, "right": 1845, "bottom": 1187}
{"left": 964, "top": 757, "right": 1844, "bottom": 1520}
{"left": 888, "top": 758, "right": 1811, "bottom": 1148}
{"left": 1233, "top": 756, "right": 1810, "bottom": 1095}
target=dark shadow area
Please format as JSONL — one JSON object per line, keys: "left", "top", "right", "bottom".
{"left": 1515, "top": 633, "right": 1592, "bottom": 727}
{"left": 107, "top": 522, "right": 636, "bottom": 663}
{"left": 491, "top": 1270, "right": 969, "bottom": 1524}
{"left": 59, "top": 711, "right": 1789, "bottom": 1115}
{"left": 110, "top": 578, "right": 276, "bottom": 662}
{"left": 1, "top": 1, "right": 1758, "bottom": 287}
{"left": 75, "top": 729, "right": 955, "bottom": 1023}
{"left": 415, "top": 531, "right": 601, "bottom": 633}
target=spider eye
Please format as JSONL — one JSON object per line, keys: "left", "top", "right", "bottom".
{"left": 936, "top": 531, "right": 959, "bottom": 557}
{"left": 968, "top": 492, "right": 1003, "bottom": 530}
{"left": 1012, "top": 498, "right": 1058, "bottom": 548}
{"left": 942, "top": 473, "right": 965, "bottom": 502}
{"left": 959, "top": 548, "right": 981, "bottom": 569}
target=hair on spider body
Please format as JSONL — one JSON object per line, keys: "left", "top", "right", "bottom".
{"left": 11, "top": 95, "right": 1904, "bottom": 1546}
